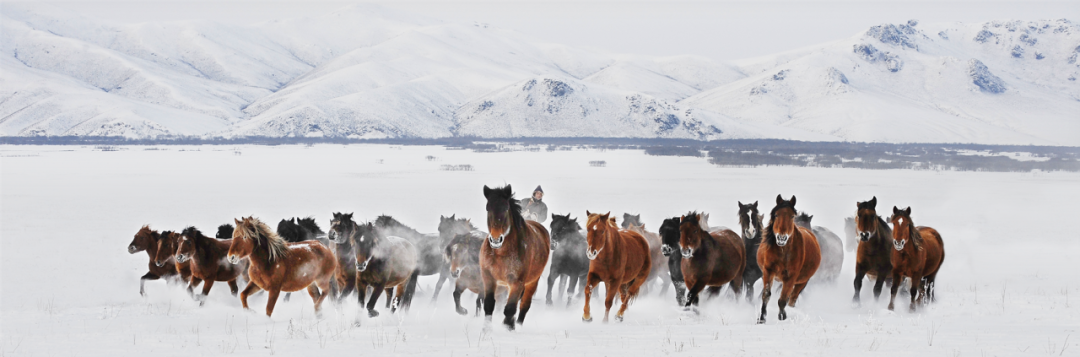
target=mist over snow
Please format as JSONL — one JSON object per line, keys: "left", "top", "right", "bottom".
{"left": 0, "top": 3, "right": 1077, "bottom": 145}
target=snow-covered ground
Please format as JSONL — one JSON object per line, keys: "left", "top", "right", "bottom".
{"left": 2, "top": 144, "right": 1078, "bottom": 356}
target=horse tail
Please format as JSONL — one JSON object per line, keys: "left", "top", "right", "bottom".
{"left": 402, "top": 268, "right": 421, "bottom": 312}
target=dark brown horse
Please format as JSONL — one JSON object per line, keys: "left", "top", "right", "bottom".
{"left": 176, "top": 227, "right": 247, "bottom": 305}
{"left": 481, "top": 185, "right": 550, "bottom": 330}
{"left": 228, "top": 217, "right": 337, "bottom": 317}
{"left": 327, "top": 212, "right": 361, "bottom": 303}
{"left": 582, "top": 211, "right": 651, "bottom": 323}
{"left": 738, "top": 201, "right": 764, "bottom": 303}
{"left": 154, "top": 230, "right": 200, "bottom": 295}
{"left": 679, "top": 212, "right": 744, "bottom": 309}
{"left": 445, "top": 231, "right": 488, "bottom": 315}
{"left": 888, "top": 207, "right": 945, "bottom": 311}
{"left": 853, "top": 196, "right": 894, "bottom": 305}
{"left": 129, "top": 226, "right": 182, "bottom": 296}
{"left": 352, "top": 222, "right": 421, "bottom": 319}
{"left": 757, "top": 195, "right": 821, "bottom": 323}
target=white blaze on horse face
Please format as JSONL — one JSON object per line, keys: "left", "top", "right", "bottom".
{"left": 586, "top": 246, "right": 602, "bottom": 260}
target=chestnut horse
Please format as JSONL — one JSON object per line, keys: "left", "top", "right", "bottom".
{"left": 888, "top": 207, "right": 945, "bottom": 311}
{"left": 155, "top": 230, "right": 200, "bottom": 295}
{"left": 658, "top": 217, "right": 688, "bottom": 305}
{"left": 679, "top": 212, "right": 744, "bottom": 309}
{"left": 176, "top": 226, "right": 247, "bottom": 305}
{"left": 757, "top": 195, "right": 820, "bottom": 323}
{"left": 128, "top": 226, "right": 183, "bottom": 296}
{"left": 445, "top": 231, "right": 488, "bottom": 315}
{"left": 738, "top": 201, "right": 764, "bottom": 303}
{"left": 481, "top": 185, "right": 550, "bottom": 330}
{"left": 623, "top": 214, "right": 671, "bottom": 297}
{"left": 853, "top": 196, "right": 894, "bottom": 305}
{"left": 352, "top": 222, "right": 421, "bottom": 319}
{"left": 582, "top": 211, "right": 651, "bottom": 323}
{"left": 228, "top": 217, "right": 337, "bottom": 317}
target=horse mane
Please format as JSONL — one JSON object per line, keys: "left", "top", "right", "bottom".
{"left": 297, "top": 217, "right": 323, "bottom": 234}
{"left": 181, "top": 226, "right": 213, "bottom": 249}
{"left": 240, "top": 217, "right": 289, "bottom": 262}
{"left": 873, "top": 215, "right": 893, "bottom": 243}
{"left": 683, "top": 211, "right": 705, "bottom": 233}
{"left": 375, "top": 215, "right": 423, "bottom": 236}
{"left": 896, "top": 214, "right": 923, "bottom": 250}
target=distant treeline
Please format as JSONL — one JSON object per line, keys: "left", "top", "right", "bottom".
{"left": 3, "top": 135, "right": 1078, "bottom": 172}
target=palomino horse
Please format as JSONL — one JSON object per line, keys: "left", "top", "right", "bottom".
{"left": 582, "top": 211, "right": 651, "bottom": 323}
{"left": 853, "top": 196, "right": 895, "bottom": 305}
{"left": 888, "top": 206, "right": 945, "bottom": 311}
{"left": 757, "top": 195, "right": 821, "bottom": 323}
{"left": 228, "top": 217, "right": 337, "bottom": 317}
{"left": 795, "top": 212, "right": 844, "bottom": 283}
{"left": 481, "top": 185, "right": 550, "bottom": 330}
{"left": 353, "top": 222, "right": 421, "bottom": 319}
{"left": 658, "top": 217, "right": 688, "bottom": 305}
{"left": 623, "top": 213, "right": 671, "bottom": 297}
{"left": 375, "top": 215, "right": 452, "bottom": 304}
{"left": 176, "top": 226, "right": 247, "bottom": 305}
{"left": 155, "top": 230, "right": 200, "bottom": 295}
{"left": 679, "top": 212, "right": 745, "bottom": 309}
{"left": 738, "top": 201, "right": 764, "bottom": 303}
{"left": 129, "top": 226, "right": 181, "bottom": 296}
{"left": 445, "top": 231, "right": 489, "bottom": 315}
{"left": 547, "top": 213, "right": 590, "bottom": 307}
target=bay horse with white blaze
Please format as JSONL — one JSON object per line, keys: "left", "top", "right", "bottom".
{"left": 481, "top": 185, "right": 550, "bottom": 330}
{"left": 228, "top": 217, "right": 337, "bottom": 317}
{"left": 888, "top": 206, "right": 945, "bottom": 311}
{"left": 853, "top": 196, "right": 894, "bottom": 305}
{"left": 738, "top": 201, "right": 764, "bottom": 303}
{"left": 757, "top": 195, "right": 821, "bottom": 323}
{"left": 679, "top": 212, "right": 744, "bottom": 309}
{"left": 176, "top": 226, "right": 247, "bottom": 305}
{"left": 582, "top": 211, "right": 651, "bottom": 323}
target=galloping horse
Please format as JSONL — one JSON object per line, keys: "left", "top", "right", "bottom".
{"left": 738, "top": 201, "right": 764, "bottom": 303}
{"left": 757, "top": 195, "right": 821, "bottom": 323}
{"left": 328, "top": 212, "right": 361, "bottom": 303}
{"left": 795, "top": 212, "right": 844, "bottom": 283}
{"left": 853, "top": 196, "right": 894, "bottom": 305}
{"left": 129, "top": 226, "right": 181, "bottom": 296}
{"left": 228, "top": 217, "right": 337, "bottom": 317}
{"left": 678, "top": 212, "right": 744, "bottom": 309}
{"left": 176, "top": 226, "right": 247, "bottom": 305}
{"left": 658, "top": 217, "right": 688, "bottom": 305}
{"left": 888, "top": 207, "right": 945, "bottom": 311}
{"left": 623, "top": 214, "right": 671, "bottom": 297}
{"left": 155, "top": 230, "right": 200, "bottom": 295}
{"left": 353, "top": 222, "right": 421, "bottom": 318}
{"left": 547, "top": 213, "right": 590, "bottom": 307}
{"left": 375, "top": 215, "right": 452, "bottom": 303}
{"left": 582, "top": 211, "right": 651, "bottom": 323}
{"left": 480, "top": 185, "right": 550, "bottom": 330}
{"left": 445, "top": 231, "right": 488, "bottom": 315}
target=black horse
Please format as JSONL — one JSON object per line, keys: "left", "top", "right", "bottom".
{"left": 853, "top": 197, "right": 895, "bottom": 305}
{"left": 215, "top": 224, "right": 234, "bottom": 239}
{"left": 658, "top": 217, "right": 687, "bottom": 305}
{"left": 546, "top": 213, "right": 590, "bottom": 307}
{"left": 375, "top": 215, "right": 451, "bottom": 303}
{"left": 738, "top": 201, "right": 764, "bottom": 303}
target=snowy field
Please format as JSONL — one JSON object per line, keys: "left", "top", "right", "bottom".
{"left": 1, "top": 144, "right": 1078, "bottom": 356}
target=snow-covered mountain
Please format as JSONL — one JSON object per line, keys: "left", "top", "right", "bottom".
{"left": 1, "top": 3, "right": 1076, "bottom": 145}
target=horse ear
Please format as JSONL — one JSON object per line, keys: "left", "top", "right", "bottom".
{"left": 790, "top": 195, "right": 796, "bottom": 206}
{"left": 234, "top": 218, "right": 241, "bottom": 224}
{"left": 870, "top": 196, "right": 877, "bottom": 208}
{"left": 904, "top": 207, "right": 911, "bottom": 215}
{"left": 893, "top": 206, "right": 900, "bottom": 215}
{"left": 776, "top": 194, "right": 784, "bottom": 206}
{"left": 450, "top": 214, "right": 456, "bottom": 220}
{"left": 586, "top": 210, "right": 592, "bottom": 216}
{"left": 752, "top": 201, "right": 758, "bottom": 209}
{"left": 738, "top": 201, "right": 744, "bottom": 208}
{"left": 483, "top": 185, "right": 492, "bottom": 199}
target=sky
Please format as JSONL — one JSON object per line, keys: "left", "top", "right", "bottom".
{"left": 7, "top": 1, "right": 1080, "bottom": 60}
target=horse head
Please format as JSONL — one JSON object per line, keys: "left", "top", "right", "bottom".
{"left": 354, "top": 222, "right": 379, "bottom": 272}
{"left": 889, "top": 206, "right": 920, "bottom": 252}
{"left": 679, "top": 212, "right": 710, "bottom": 258}
{"left": 446, "top": 233, "right": 481, "bottom": 279}
{"left": 769, "top": 195, "right": 798, "bottom": 247}
{"left": 549, "top": 213, "right": 580, "bottom": 251}
{"left": 227, "top": 217, "right": 256, "bottom": 264}
{"left": 794, "top": 212, "right": 814, "bottom": 230}
{"left": 483, "top": 185, "right": 519, "bottom": 250}
{"left": 154, "top": 231, "right": 180, "bottom": 267}
{"left": 621, "top": 213, "right": 642, "bottom": 230}
{"left": 176, "top": 227, "right": 201, "bottom": 264}
{"left": 658, "top": 217, "right": 681, "bottom": 257}
{"left": 129, "top": 225, "right": 158, "bottom": 254}
{"left": 738, "top": 201, "right": 763, "bottom": 240}
{"left": 856, "top": 196, "right": 880, "bottom": 242}
{"left": 328, "top": 212, "right": 356, "bottom": 244}
{"left": 438, "top": 214, "right": 473, "bottom": 243}
{"left": 297, "top": 217, "right": 325, "bottom": 241}
{"left": 585, "top": 211, "right": 615, "bottom": 260}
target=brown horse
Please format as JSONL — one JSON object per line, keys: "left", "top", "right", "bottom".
{"left": 853, "top": 196, "right": 894, "bottom": 305}
{"left": 352, "top": 222, "right": 421, "bottom": 319}
{"left": 227, "top": 217, "right": 337, "bottom": 317}
{"left": 757, "top": 195, "right": 821, "bottom": 323}
{"left": 582, "top": 211, "right": 651, "bottom": 323}
{"left": 888, "top": 207, "right": 945, "bottom": 312}
{"left": 481, "top": 185, "right": 550, "bottom": 330}
{"left": 445, "top": 231, "right": 488, "bottom": 316}
{"left": 128, "top": 226, "right": 183, "bottom": 296}
{"left": 678, "top": 212, "right": 744, "bottom": 309}
{"left": 154, "top": 230, "right": 200, "bottom": 295}
{"left": 176, "top": 227, "right": 248, "bottom": 305}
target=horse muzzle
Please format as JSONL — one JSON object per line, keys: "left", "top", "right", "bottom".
{"left": 488, "top": 234, "right": 506, "bottom": 249}
{"left": 128, "top": 245, "right": 138, "bottom": 254}
{"left": 227, "top": 255, "right": 241, "bottom": 265}
{"left": 356, "top": 256, "right": 373, "bottom": 272}
{"left": 681, "top": 247, "right": 694, "bottom": 259}
{"left": 893, "top": 239, "right": 906, "bottom": 251}
{"left": 776, "top": 234, "right": 791, "bottom": 247}
{"left": 661, "top": 245, "right": 674, "bottom": 257}
{"left": 745, "top": 228, "right": 757, "bottom": 238}
{"left": 586, "top": 247, "right": 602, "bottom": 260}
{"left": 550, "top": 241, "right": 558, "bottom": 250}
{"left": 175, "top": 254, "right": 188, "bottom": 264}
{"left": 859, "top": 231, "right": 870, "bottom": 242}
{"left": 154, "top": 260, "right": 166, "bottom": 267}
{"left": 451, "top": 268, "right": 463, "bottom": 279}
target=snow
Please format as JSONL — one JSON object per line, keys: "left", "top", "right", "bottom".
{"left": 2, "top": 144, "right": 1079, "bottom": 355}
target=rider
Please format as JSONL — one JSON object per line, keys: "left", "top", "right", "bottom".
{"left": 519, "top": 185, "right": 548, "bottom": 223}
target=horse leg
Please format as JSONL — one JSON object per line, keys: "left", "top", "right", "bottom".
{"left": 545, "top": 271, "right": 558, "bottom": 306}
{"left": 909, "top": 277, "right": 921, "bottom": 312}
{"left": 685, "top": 279, "right": 703, "bottom": 312}
{"left": 888, "top": 272, "right": 902, "bottom": 311}
{"left": 559, "top": 274, "right": 569, "bottom": 302}
{"left": 602, "top": 280, "right": 618, "bottom": 323}
{"left": 228, "top": 279, "right": 239, "bottom": 297}
{"left": 139, "top": 272, "right": 160, "bottom": 296}
{"left": 284, "top": 292, "right": 291, "bottom": 302}
{"left": 705, "top": 286, "right": 722, "bottom": 300}
{"left": 481, "top": 269, "right": 497, "bottom": 323}
{"left": 852, "top": 268, "right": 866, "bottom": 306}
{"left": 872, "top": 271, "right": 888, "bottom": 301}
{"left": 582, "top": 273, "right": 599, "bottom": 322}
{"left": 789, "top": 283, "right": 806, "bottom": 307}
{"left": 615, "top": 283, "right": 631, "bottom": 322}
{"left": 566, "top": 274, "right": 580, "bottom": 307}
{"left": 475, "top": 294, "right": 483, "bottom": 316}
{"left": 393, "top": 284, "right": 407, "bottom": 313}
{"left": 265, "top": 288, "right": 282, "bottom": 317}
{"left": 366, "top": 283, "right": 386, "bottom": 317}
{"left": 925, "top": 273, "right": 938, "bottom": 303}
{"left": 239, "top": 281, "right": 261, "bottom": 310}
{"left": 198, "top": 280, "right": 216, "bottom": 306}
{"left": 502, "top": 283, "right": 525, "bottom": 330}
{"left": 385, "top": 288, "right": 394, "bottom": 309}
{"left": 431, "top": 269, "right": 449, "bottom": 305}
{"left": 757, "top": 273, "right": 773, "bottom": 324}
{"left": 453, "top": 283, "right": 468, "bottom": 316}
{"left": 516, "top": 281, "right": 539, "bottom": 325}
{"left": 777, "top": 280, "right": 795, "bottom": 321}
{"left": 307, "top": 285, "right": 322, "bottom": 316}
{"left": 659, "top": 270, "right": 671, "bottom": 297}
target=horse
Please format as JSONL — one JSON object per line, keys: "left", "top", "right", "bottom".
{"left": 128, "top": 226, "right": 181, "bottom": 296}
{"left": 843, "top": 217, "right": 858, "bottom": 252}
{"left": 795, "top": 212, "right": 844, "bottom": 283}
{"left": 445, "top": 231, "right": 489, "bottom": 315}
{"left": 216, "top": 224, "right": 235, "bottom": 239}
{"left": 547, "top": 213, "right": 590, "bottom": 307}
{"left": 352, "top": 222, "right": 421, "bottom": 319}
{"left": 623, "top": 213, "right": 671, "bottom": 298}
{"left": 678, "top": 212, "right": 744, "bottom": 309}
{"left": 853, "top": 196, "right": 895, "bottom": 305}
{"left": 738, "top": 201, "right": 765, "bottom": 303}
{"left": 277, "top": 217, "right": 329, "bottom": 302}
{"left": 480, "top": 184, "right": 550, "bottom": 330}
{"left": 327, "top": 213, "right": 361, "bottom": 303}
{"left": 438, "top": 214, "right": 477, "bottom": 243}
{"left": 658, "top": 217, "right": 688, "bottom": 305}
{"left": 176, "top": 226, "right": 247, "bottom": 305}
{"left": 582, "top": 211, "right": 651, "bottom": 323}
{"left": 155, "top": 230, "right": 201, "bottom": 295}
{"left": 375, "top": 215, "right": 452, "bottom": 303}
{"left": 757, "top": 195, "right": 821, "bottom": 323}
{"left": 227, "top": 216, "right": 337, "bottom": 317}
{"left": 887, "top": 206, "right": 945, "bottom": 311}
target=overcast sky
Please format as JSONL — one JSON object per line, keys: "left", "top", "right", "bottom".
{"left": 12, "top": 1, "right": 1080, "bottom": 61}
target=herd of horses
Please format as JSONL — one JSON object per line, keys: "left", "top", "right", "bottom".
{"left": 128, "top": 184, "right": 945, "bottom": 329}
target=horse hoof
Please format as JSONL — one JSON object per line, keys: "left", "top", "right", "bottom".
{"left": 909, "top": 305, "right": 917, "bottom": 313}
{"left": 756, "top": 316, "right": 766, "bottom": 324}
{"left": 368, "top": 310, "right": 380, "bottom": 318}
{"left": 615, "top": 315, "right": 624, "bottom": 322}
{"left": 546, "top": 300, "right": 553, "bottom": 307}
{"left": 582, "top": 316, "right": 593, "bottom": 323}
{"left": 887, "top": 304, "right": 895, "bottom": 311}
{"left": 503, "top": 321, "right": 516, "bottom": 331}
{"left": 456, "top": 308, "right": 468, "bottom": 316}
{"left": 778, "top": 312, "right": 787, "bottom": 321}
{"left": 353, "top": 320, "right": 362, "bottom": 327}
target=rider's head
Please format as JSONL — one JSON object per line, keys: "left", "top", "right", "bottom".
{"left": 533, "top": 186, "right": 544, "bottom": 200}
